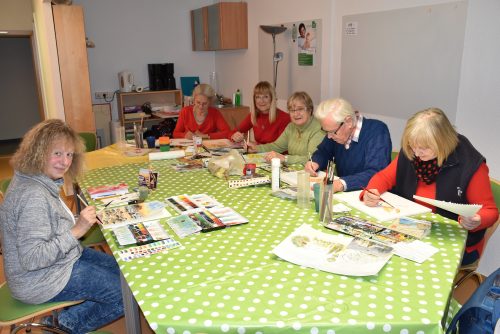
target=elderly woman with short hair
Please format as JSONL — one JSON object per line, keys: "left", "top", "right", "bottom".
{"left": 173, "top": 83, "right": 231, "bottom": 139}
{"left": 247, "top": 91, "right": 324, "bottom": 165}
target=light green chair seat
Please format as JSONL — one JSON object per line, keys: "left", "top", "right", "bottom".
{"left": 0, "top": 282, "right": 82, "bottom": 328}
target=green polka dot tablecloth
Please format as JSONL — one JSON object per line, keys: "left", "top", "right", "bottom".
{"left": 79, "top": 161, "right": 467, "bottom": 334}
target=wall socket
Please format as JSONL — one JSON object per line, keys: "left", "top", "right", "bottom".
{"left": 95, "top": 91, "right": 114, "bottom": 99}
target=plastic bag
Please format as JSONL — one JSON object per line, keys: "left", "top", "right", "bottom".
{"left": 207, "top": 149, "right": 245, "bottom": 179}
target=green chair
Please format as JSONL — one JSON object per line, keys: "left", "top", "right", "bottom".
{"left": 0, "top": 282, "right": 83, "bottom": 333}
{"left": 79, "top": 132, "right": 98, "bottom": 152}
{"left": 80, "top": 224, "right": 107, "bottom": 252}
{"left": 0, "top": 177, "right": 10, "bottom": 194}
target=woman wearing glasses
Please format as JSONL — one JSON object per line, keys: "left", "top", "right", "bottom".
{"left": 305, "top": 98, "right": 392, "bottom": 192}
{"left": 362, "top": 108, "right": 498, "bottom": 266}
{"left": 173, "top": 83, "right": 231, "bottom": 139}
{"left": 230, "top": 81, "right": 290, "bottom": 145}
{"left": 247, "top": 91, "right": 324, "bottom": 165}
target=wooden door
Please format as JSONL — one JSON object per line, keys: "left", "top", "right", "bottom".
{"left": 52, "top": 5, "right": 95, "bottom": 132}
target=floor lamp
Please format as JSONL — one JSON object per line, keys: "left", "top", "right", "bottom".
{"left": 260, "top": 25, "right": 287, "bottom": 89}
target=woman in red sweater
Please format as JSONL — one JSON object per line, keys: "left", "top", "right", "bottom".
{"left": 230, "top": 81, "right": 290, "bottom": 144}
{"left": 173, "top": 84, "right": 230, "bottom": 139}
{"left": 363, "top": 108, "right": 498, "bottom": 266}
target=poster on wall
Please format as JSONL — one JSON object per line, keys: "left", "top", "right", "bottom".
{"left": 297, "top": 20, "right": 317, "bottom": 66}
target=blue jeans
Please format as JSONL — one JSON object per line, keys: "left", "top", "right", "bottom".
{"left": 47, "top": 248, "right": 124, "bottom": 334}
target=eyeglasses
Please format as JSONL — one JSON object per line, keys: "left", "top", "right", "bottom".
{"left": 288, "top": 107, "right": 307, "bottom": 113}
{"left": 324, "top": 122, "right": 344, "bottom": 136}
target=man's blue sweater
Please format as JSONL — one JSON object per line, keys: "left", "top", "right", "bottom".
{"left": 312, "top": 118, "right": 392, "bottom": 191}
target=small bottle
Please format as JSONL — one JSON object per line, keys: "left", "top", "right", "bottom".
{"left": 271, "top": 158, "right": 280, "bottom": 192}
{"left": 234, "top": 89, "right": 241, "bottom": 106}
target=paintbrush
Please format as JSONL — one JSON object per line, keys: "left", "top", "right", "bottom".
{"left": 362, "top": 187, "right": 399, "bottom": 211}
{"left": 76, "top": 194, "right": 103, "bottom": 224}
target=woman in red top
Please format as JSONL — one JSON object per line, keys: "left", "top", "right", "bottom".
{"left": 173, "top": 84, "right": 230, "bottom": 139}
{"left": 363, "top": 108, "right": 498, "bottom": 266}
{"left": 230, "top": 81, "right": 290, "bottom": 144}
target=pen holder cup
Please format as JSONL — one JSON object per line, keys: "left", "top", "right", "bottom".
{"left": 296, "top": 171, "right": 310, "bottom": 209}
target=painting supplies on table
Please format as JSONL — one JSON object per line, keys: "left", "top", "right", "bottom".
{"left": 117, "top": 238, "right": 181, "bottom": 262}
{"left": 319, "top": 159, "right": 335, "bottom": 223}
{"left": 86, "top": 182, "right": 129, "bottom": 200}
{"left": 324, "top": 215, "right": 437, "bottom": 263}
{"left": 97, "top": 200, "right": 172, "bottom": 229}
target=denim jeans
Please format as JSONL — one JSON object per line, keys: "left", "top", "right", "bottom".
{"left": 47, "top": 248, "right": 124, "bottom": 334}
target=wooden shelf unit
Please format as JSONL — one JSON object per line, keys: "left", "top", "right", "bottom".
{"left": 117, "top": 89, "right": 182, "bottom": 127}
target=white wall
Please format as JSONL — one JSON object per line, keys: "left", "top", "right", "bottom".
{"left": 74, "top": 0, "right": 216, "bottom": 121}
{"left": 215, "top": 0, "right": 333, "bottom": 108}
{"left": 456, "top": 0, "right": 500, "bottom": 276}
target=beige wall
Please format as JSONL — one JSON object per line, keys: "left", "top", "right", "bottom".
{"left": 0, "top": 0, "right": 33, "bottom": 31}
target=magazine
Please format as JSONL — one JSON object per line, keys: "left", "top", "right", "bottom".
{"left": 97, "top": 201, "right": 172, "bottom": 229}
{"left": 113, "top": 220, "right": 171, "bottom": 246}
{"left": 166, "top": 194, "right": 222, "bottom": 213}
{"left": 273, "top": 224, "right": 393, "bottom": 276}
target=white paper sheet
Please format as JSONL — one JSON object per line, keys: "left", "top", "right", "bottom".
{"left": 333, "top": 190, "right": 431, "bottom": 222}
{"left": 149, "top": 150, "right": 185, "bottom": 160}
{"left": 413, "top": 195, "right": 482, "bottom": 217}
{"left": 273, "top": 224, "right": 393, "bottom": 276}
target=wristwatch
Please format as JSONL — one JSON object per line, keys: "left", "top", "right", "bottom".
{"left": 284, "top": 155, "right": 288, "bottom": 164}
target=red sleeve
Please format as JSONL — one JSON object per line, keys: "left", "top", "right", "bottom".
{"left": 173, "top": 107, "right": 190, "bottom": 138}
{"left": 365, "top": 155, "right": 399, "bottom": 194}
{"left": 233, "top": 114, "right": 253, "bottom": 134}
{"left": 466, "top": 162, "right": 499, "bottom": 231}
{"left": 207, "top": 109, "right": 231, "bottom": 139}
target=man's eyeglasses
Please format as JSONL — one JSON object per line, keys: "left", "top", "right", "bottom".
{"left": 324, "top": 122, "right": 344, "bottom": 136}
{"left": 288, "top": 107, "right": 307, "bottom": 113}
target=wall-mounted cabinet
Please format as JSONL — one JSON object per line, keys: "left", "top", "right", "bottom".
{"left": 191, "top": 2, "right": 248, "bottom": 51}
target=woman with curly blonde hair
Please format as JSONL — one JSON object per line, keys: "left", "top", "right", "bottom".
{"left": 1, "top": 119, "right": 124, "bottom": 333}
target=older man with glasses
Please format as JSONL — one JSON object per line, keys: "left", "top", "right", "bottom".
{"left": 304, "top": 98, "right": 392, "bottom": 192}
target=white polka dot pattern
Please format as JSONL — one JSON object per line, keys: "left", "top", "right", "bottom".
{"left": 79, "top": 161, "right": 467, "bottom": 333}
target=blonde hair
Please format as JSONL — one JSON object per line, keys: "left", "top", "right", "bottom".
{"left": 193, "top": 83, "right": 215, "bottom": 103}
{"left": 314, "top": 98, "right": 355, "bottom": 124}
{"left": 287, "top": 91, "right": 314, "bottom": 115}
{"left": 11, "top": 119, "right": 85, "bottom": 181}
{"left": 251, "top": 81, "right": 277, "bottom": 125}
{"left": 401, "top": 108, "right": 458, "bottom": 166}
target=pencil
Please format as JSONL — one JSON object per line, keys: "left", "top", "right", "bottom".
{"left": 361, "top": 187, "right": 398, "bottom": 210}
{"left": 246, "top": 132, "right": 250, "bottom": 153}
